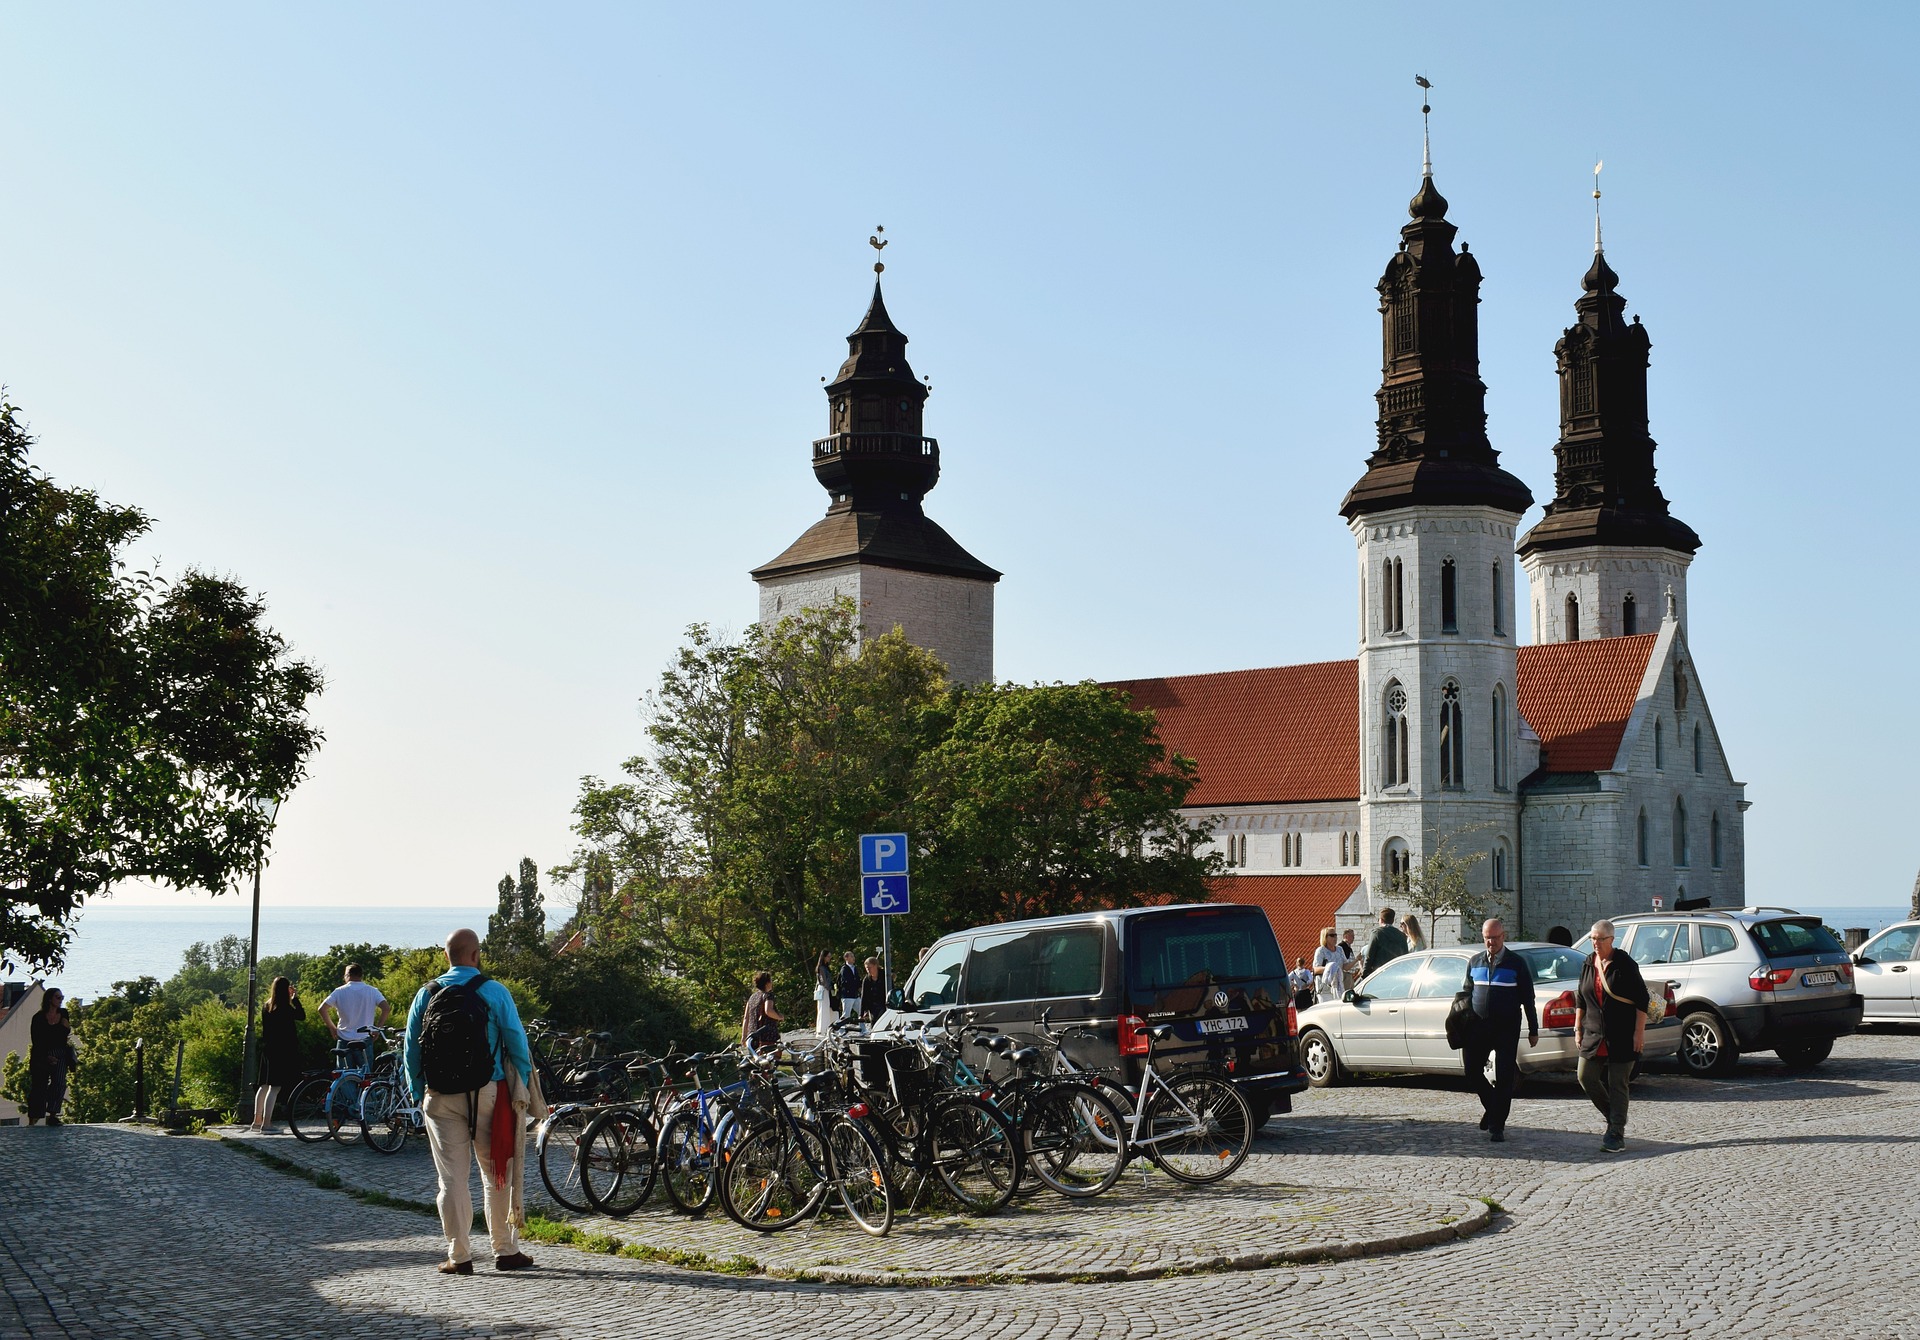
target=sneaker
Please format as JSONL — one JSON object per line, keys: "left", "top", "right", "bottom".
{"left": 1601, "top": 1134, "right": 1625, "bottom": 1153}
{"left": 1489, "top": 1128, "right": 1506, "bottom": 1143}
{"left": 437, "top": 1260, "right": 473, "bottom": 1276}
{"left": 495, "top": 1252, "right": 536, "bottom": 1272}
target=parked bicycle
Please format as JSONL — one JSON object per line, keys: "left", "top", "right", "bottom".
{"left": 717, "top": 1051, "right": 895, "bottom": 1235}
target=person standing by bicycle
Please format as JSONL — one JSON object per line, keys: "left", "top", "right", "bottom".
{"left": 858, "top": 956, "right": 887, "bottom": 1023}
{"left": 837, "top": 952, "right": 861, "bottom": 1023}
{"left": 320, "top": 963, "right": 389, "bottom": 1071}
{"left": 402, "top": 928, "right": 537, "bottom": 1276}
{"left": 742, "top": 972, "right": 782, "bottom": 1052}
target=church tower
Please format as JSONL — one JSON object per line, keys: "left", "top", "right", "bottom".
{"left": 1341, "top": 143, "right": 1532, "bottom": 930}
{"left": 1517, "top": 207, "right": 1700, "bottom": 643}
{"left": 752, "top": 258, "right": 999, "bottom": 683}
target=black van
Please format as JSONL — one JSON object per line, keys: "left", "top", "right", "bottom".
{"left": 879, "top": 902, "right": 1308, "bottom": 1124}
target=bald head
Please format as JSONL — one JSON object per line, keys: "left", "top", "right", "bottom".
{"left": 445, "top": 928, "right": 481, "bottom": 968}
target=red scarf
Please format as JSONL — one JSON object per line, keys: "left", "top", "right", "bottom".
{"left": 490, "top": 1079, "right": 515, "bottom": 1187}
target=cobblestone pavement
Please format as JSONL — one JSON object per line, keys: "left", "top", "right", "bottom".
{"left": 5, "top": 1030, "right": 1919, "bottom": 1338}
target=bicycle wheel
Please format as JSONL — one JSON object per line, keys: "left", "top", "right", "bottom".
{"left": 657, "top": 1109, "right": 717, "bottom": 1215}
{"left": 359, "top": 1081, "right": 409, "bottom": 1154}
{"left": 719, "top": 1122, "right": 827, "bottom": 1232}
{"left": 1022, "top": 1082, "right": 1127, "bottom": 1198}
{"left": 827, "top": 1117, "right": 895, "bottom": 1237}
{"left": 928, "top": 1096, "right": 1021, "bottom": 1214}
{"left": 536, "top": 1106, "right": 595, "bottom": 1213}
{"left": 1141, "top": 1073, "right": 1253, "bottom": 1184}
{"left": 581, "top": 1108, "right": 658, "bottom": 1218}
{"left": 326, "top": 1076, "right": 364, "bottom": 1146}
{"left": 286, "top": 1076, "right": 333, "bottom": 1143}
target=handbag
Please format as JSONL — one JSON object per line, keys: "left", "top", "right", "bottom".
{"left": 1597, "top": 958, "right": 1664, "bottom": 1023}
{"left": 1444, "top": 989, "right": 1476, "bottom": 1051}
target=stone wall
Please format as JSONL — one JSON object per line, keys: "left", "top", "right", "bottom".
{"left": 757, "top": 562, "right": 996, "bottom": 685}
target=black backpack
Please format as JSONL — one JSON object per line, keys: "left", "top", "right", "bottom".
{"left": 420, "top": 974, "right": 497, "bottom": 1095}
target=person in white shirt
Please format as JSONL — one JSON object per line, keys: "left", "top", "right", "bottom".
{"left": 320, "top": 964, "right": 390, "bottom": 1069}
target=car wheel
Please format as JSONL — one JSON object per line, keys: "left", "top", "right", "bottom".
{"left": 1776, "top": 1039, "right": 1833, "bottom": 1070}
{"left": 1301, "top": 1030, "right": 1344, "bottom": 1088}
{"left": 1678, "top": 1010, "right": 1739, "bottom": 1078}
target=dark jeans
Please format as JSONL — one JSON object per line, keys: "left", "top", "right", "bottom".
{"left": 1462, "top": 1020, "right": 1520, "bottom": 1131}
{"left": 1577, "top": 1054, "right": 1633, "bottom": 1138}
{"left": 27, "top": 1062, "right": 68, "bottom": 1123}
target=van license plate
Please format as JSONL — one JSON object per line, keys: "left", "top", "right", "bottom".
{"left": 1802, "top": 971, "right": 1838, "bottom": 986}
{"left": 1197, "top": 1016, "right": 1248, "bottom": 1035}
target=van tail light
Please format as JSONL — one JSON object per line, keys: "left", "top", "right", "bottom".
{"left": 1749, "top": 967, "right": 1795, "bottom": 992}
{"left": 1285, "top": 1002, "right": 1299, "bottom": 1038}
{"left": 1542, "top": 990, "right": 1576, "bottom": 1031}
{"left": 1118, "top": 1015, "right": 1149, "bottom": 1057}
{"left": 1838, "top": 961, "right": 1854, "bottom": 984}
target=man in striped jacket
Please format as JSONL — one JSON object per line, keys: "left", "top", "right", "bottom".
{"left": 1460, "top": 918, "right": 1538, "bottom": 1143}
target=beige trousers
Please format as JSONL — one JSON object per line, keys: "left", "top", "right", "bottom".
{"left": 423, "top": 1085, "right": 522, "bottom": 1264}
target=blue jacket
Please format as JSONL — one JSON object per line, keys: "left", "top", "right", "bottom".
{"left": 402, "top": 966, "right": 533, "bottom": 1103}
{"left": 1463, "top": 950, "right": 1539, "bottom": 1034}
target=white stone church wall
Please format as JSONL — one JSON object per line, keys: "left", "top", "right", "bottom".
{"left": 1522, "top": 545, "right": 1692, "bottom": 644}
{"left": 758, "top": 563, "right": 995, "bottom": 685}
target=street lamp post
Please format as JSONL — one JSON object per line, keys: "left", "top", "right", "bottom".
{"left": 238, "top": 795, "right": 281, "bottom": 1118}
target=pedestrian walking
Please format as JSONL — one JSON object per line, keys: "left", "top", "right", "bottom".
{"left": 1459, "top": 918, "right": 1538, "bottom": 1143}
{"left": 837, "top": 952, "right": 861, "bottom": 1022}
{"left": 1400, "top": 914, "right": 1426, "bottom": 953}
{"left": 858, "top": 956, "right": 887, "bottom": 1022}
{"left": 320, "top": 963, "right": 390, "bottom": 1070}
{"left": 812, "top": 951, "right": 836, "bottom": 1034}
{"left": 1575, "top": 919, "right": 1649, "bottom": 1153}
{"left": 1288, "top": 956, "right": 1317, "bottom": 1012}
{"left": 27, "top": 988, "right": 75, "bottom": 1127}
{"left": 251, "top": 976, "right": 305, "bottom": 1132}
{"left": 402, "top": 928, "right": 538, "bottom": 1276}
{"left": 1364, "top": 906, "right": 1410, "bottom": 974}
{"left": 742, "top": 972, "right": 782, "bottom": 1051}
{"left": 1312, "top": 929, "right": 1345, "bottom": 1005}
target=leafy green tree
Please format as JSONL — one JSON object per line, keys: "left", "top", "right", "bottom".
{"left": 517, "top": 857, "right": 543, "bottom": 935}
{"left": 1397, "top": 825, "right": 1493, "bottom": 945}
{"left": 488, "top": 873, "right": 517, "bottom": 948}
{"left": 0, "top": 400, "right": 324, "bottom": 971}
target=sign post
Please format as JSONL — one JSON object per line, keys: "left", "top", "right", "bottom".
{"left": 859, "top": 833, "right": 910, "bottom": 994}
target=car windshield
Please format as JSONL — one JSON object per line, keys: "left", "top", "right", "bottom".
{"left": 1751, "top": 918, "right": 1843, "bottom": 959}
{"left": 1518, "top": 946, "right": 1586, "bottom": 984}
{"left": 1128, "top": 909, "right": 1282, "bottom": 992}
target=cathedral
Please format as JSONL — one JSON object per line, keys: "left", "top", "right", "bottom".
{"left": 753, "top": 157, "right": 1747, "bottom": 954}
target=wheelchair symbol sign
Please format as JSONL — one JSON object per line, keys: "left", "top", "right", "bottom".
{"left": 861, "top": 875, "right": 911, "bottom": 916}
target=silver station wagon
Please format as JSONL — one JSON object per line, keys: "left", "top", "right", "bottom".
{"left": 1296, "top": 942, "right": 1681, "bottom": 1087}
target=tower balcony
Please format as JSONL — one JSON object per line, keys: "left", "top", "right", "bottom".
{"left": 812, "top": 432, "right": 939, "bottom": 461}
{"left": 811, "top": 432, "right": 942, "bottom": 505}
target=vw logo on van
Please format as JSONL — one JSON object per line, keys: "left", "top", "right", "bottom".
{"left": 1212, "top": 989, "right": 1230, "bottom": 1012}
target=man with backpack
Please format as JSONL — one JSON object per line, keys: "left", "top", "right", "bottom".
{"left": 402, "top": 927, "right": 537, "bottom": 1276}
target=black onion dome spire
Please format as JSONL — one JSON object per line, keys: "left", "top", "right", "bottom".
{"left": 1339, "top": 170, "right": 1533, "bottom": 520}
{"left": 752, "top": 267, "right": 998, "bottom": 586}
{"left": 1517, "top": 246, "right": 1699, "bottom": 558}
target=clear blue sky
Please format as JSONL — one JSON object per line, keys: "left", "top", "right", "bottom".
{"left": 2, "top": 5, "right": 1910, "bottom": 913}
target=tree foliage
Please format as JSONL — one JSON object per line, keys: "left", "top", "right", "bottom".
{"left": 1396, "top": 825, "right": 1493, "bottom": 942}
{"left": 0, "top": 400, "right": 325, "bottom": 970}
{"left": 561, "top": 601, "right": 1219, "bottom": 1012}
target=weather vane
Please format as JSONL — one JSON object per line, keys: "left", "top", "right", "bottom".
{"left": 1415, "top": 74, "right": 1433, "bottom": 176}
{"left": 869, "top": 224, "right": 888, "bottom": 276}
{"left": 1592, "top": 158, "right": 1605, "bottom": 253}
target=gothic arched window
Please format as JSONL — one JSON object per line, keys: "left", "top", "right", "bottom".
{"left": 1392, "top": 558, "right": 1405, "bottom": 631}
{"left": 1565, "top": 592, "right": 1581, "bottom": 642}
{"left": 1673, "top": 797, "right": 1690, "bottom": 868}
{"left": 1491, "top": 839, "right": 1511, "bottom": 891}
{"left": 1636, "top": 809, "right": 1649, "bottom": 866}
{"left": 1694, "top": 725, "right": 1704, "bottom": 774}
{"left": 1339, "top": 831, "right": 1350, "bottom": 866}
{"left": 1675, "top": 661, "right": 1690, "bottom": 712}
{"left": 1491, "top": 685, "right": 1509, "bottom": 789}
{"left": 1622, "top": 593, "right": 1637, "bottom": 635}
{"left": 1492, "top": 562, "right": 1504, "bottom": 635}
{"left": 1383, "top": 682, "right": 1409, "bottom": 787}
{"left": 1441, "top": 558, "right": 1458, "bottom": 632}
{"left": 1383, "top": 839, "right": 1411, "bottom": 891}
{"left": 1439, "top": 681, "right": 1464, "bottom": 788}
{"left": 1655, "top": 718, "right": 1665, "bottom": 769}
{"left": 1711, "top": 812, "right": 1723, "bottom": 868}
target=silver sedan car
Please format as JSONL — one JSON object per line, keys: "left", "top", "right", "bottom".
{"left": 1296, "top": 942, "right": 1682, "bottom": 1087}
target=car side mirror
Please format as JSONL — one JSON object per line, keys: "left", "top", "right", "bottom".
{"left": 1852, "top": 952, "right": 1872, "bottom": 966}
{"left": 1344, "top": 989, "right": 1366, "bottom": 1004}
{"left": 887, "top": 988, "right": 906, "bottom": 1009}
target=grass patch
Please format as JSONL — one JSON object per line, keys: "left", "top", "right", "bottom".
{"left": 520, "top": 1214, "right": 760, "bottom": 1276}
{"left": 1478, "top": 1196, "right": 1505, "bottom": 1214}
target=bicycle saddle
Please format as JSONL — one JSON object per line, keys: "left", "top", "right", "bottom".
{"left": 1146, "top": 1023, "right": 1176, "bottom": 1043}
{"left": 797, "top": 1072, "right": 830, "bottom": 1096}
{"left": 1007, "top": 1046, "right": 1042, "bottom": 1068}
{"left": 978, "top": 1034, "right": 1013, "bottom": 1055}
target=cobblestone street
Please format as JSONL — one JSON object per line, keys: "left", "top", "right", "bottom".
{"left": 5, "top": 1031, "right": 1916, "bottom": 1338}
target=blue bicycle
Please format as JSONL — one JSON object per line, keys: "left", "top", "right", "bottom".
{"left": 654, "top": 1051, "right": 761, "bottom": 1215}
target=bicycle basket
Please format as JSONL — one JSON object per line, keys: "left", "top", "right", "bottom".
{"left": 884, "top": 1046, "right": 934, "bottom": 1107}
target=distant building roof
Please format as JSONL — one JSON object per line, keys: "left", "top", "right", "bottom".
{"left": 1211, "top": 874, "right": 1362, "bottom": 962}
{"left": 1516, "top": 633, "right": 1658, "bottom": 773}
{"left": 1111, "top": 660, "right": 1359, "bottom": 807}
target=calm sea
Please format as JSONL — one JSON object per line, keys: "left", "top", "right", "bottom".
{"left": 19, "top": 904, "right": 510, "bottom": 1005}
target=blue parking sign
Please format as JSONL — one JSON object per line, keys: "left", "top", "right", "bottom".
{"left": 860, "top": 832, "right": 910, "bottom": 875}
{"left": 861, "top": 875, "right": 911, "bottom": 916}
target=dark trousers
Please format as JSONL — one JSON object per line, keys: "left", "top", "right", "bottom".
{"left": 27, "top": 1062, "right": 68, "bottom": 1123}
{"left": 1577, "top": 1055, "right": 1633, "bottom": 1138}
{"left": 1462, "top": 1021, "right": 1520, "bottom": 1131}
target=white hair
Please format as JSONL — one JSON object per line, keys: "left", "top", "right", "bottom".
{"left": 1590, "top": 919, "right": 1616, "bottom": 940}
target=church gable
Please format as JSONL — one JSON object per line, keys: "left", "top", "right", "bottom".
{"left": 1515, "top": 633, "right": 1658, "bottom": 774}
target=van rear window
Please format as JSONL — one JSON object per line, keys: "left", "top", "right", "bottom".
{"left": 1751, "top": 919, "right": 1843, "bottom": 959}
{"left": 1128, "top": 909, "right": 1282, "bottom": 992}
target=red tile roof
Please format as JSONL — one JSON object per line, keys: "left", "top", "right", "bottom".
{"left": 1112, "top": 660, "right": 1359, "bottom": 806}
{"left": 1211, "top": 874, "right": 1361, "bottom": 964}
{"left": 1516, "top": 634, "right": 1658, "bottom": 773}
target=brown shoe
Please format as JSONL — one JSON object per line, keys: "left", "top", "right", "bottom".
{"left": 437, "top": 1259, "right": 473, "bottom": 1276}
{"left": 494, "top": 1252, "right": 536, "bottom": 1272}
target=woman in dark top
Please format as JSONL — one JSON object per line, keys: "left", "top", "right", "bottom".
{"left": 27, "top": 988, "right": 75, "bottom": 1126}
{"left": 251, "top": 976, "right": 305, "bottom": 1132}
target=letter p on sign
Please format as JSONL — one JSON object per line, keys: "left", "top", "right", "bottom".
{"left": 860, "top": 833, "right": 909, "bottom": 875}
